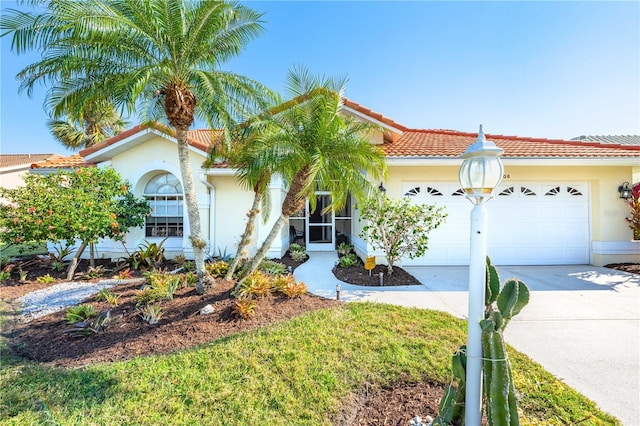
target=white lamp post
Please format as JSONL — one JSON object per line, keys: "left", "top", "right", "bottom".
{"left": 459, "top": 125, "right": 504, "bottom": 425}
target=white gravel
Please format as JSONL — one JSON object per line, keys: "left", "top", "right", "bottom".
{"left": 17, "top": 278, "right": 145, "bottom": 321}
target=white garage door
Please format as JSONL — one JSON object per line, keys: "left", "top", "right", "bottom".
{"left": 401, "top": 182, "right": 590, "bottom": 265}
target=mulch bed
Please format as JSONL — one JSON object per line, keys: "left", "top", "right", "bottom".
{"left": 0, "top": 253, "right": 442, "bottom": 424}
{"left": 333, "top": 264, "right": 421, "bottom": 287}
{"left": 604, "top": 263, "right": 640, "bottom": 275}
{"left": 339, "top": 378, "right": 446, "bottom": 426}
{"left": 6, "top": 278, "right": 341, "bottom": 367}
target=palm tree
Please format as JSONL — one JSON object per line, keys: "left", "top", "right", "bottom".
{"left": 236, "top": 67, "right": 388, "bottom": 282}
{"left": 2, "top": 0, "right": 271, "bottom": 292}
{"left": 47, "top": 101, "right": 128, "bottom": 150}
{"left": 206, "top": 125, "right": 275, "bottom": 281}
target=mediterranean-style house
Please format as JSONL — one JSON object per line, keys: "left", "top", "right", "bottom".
{"left": 27, "top": 99, "right": 640, "bottom": 267}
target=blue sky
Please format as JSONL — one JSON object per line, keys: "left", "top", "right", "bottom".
{"left": 1, "top": 1, "right": 638, "bottom": 155}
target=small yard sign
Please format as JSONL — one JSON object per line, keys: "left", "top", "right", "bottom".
{"left": 364, "top": 256, "right": 376, "bottom": 275}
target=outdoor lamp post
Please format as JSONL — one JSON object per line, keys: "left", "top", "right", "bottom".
{"left": 459, "top": 125, "right": 504, "bottom": 425}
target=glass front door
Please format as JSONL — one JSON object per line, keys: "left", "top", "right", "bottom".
{"left": 306, "top": 193, "right": 334, "bottom": 251}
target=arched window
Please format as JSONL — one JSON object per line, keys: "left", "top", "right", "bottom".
{"left": 143, "top": 173, "right": 184, "bottom": 237}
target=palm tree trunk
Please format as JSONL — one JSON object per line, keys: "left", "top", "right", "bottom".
{"left": 236, "top": 214, "right": 289, "bottom": 285}
{"left": 175, "top": 128, "right": 211, "bottom": 294}
{"left": 225, "top": 190, "right": 262, "bottom": 280}
{"left": 236, "top": 169, "right": 310, "bottom": 286}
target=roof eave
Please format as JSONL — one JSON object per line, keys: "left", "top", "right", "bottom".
{"left": 83, "top": 127, "right": 210, "bottom": 163}
{"left": 385, "top": 156, "right": 640, "bottom": 167}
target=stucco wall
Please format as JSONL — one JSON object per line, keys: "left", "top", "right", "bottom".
{"left": 209, "top": 175, "right": 255, "bottom": 257}
{"left": 0, "top": 168, "right": 29, "bottom": 190}
{"left": 99, "top": 135, "right": 212, "bottom": 258}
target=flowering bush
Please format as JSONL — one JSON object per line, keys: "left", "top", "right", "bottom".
{"left": 625, "top": 182, "right": 640, "bottom": 240}
{"left": 359, "top": 193, "right": 447, "bottom": 274}
{"left": 0, "top": 167, "right": 149, "bottom": 278}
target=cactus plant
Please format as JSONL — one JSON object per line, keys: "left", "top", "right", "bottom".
{"left": 480, "top": 257, "right": 529, "bottom": 426}
{"left": 433, "top": 257, "right": 529, "bottom": 426}
{"left": 432, "top": 346, "right": 467, "bottom": 425}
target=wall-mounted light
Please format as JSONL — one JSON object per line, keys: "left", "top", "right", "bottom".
{"left": 618, "top": 182, "right": 632, "bottom": 199}
{"left": 378, "top": 182, "right": 386, "bottom": 193}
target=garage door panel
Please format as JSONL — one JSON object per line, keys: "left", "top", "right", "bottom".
{"left": 402, "top": 181, "right": 590, "bottom": 265}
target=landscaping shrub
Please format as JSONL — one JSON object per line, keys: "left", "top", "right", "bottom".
{"left": 273, "top": 274, "right": 308, "bottom": 298}
{"left": 338, "top": 252, "right": 359, "bottom": 268}
{"left": 95, "top": 288, "right": 120, "bottom": 307}
{"left": 234, "top": 271, "right": 272, "bottom": 299}
{"left": 258, "top": 259, "right": 287, "bottom": 276}
{"left": 233, "top": 299, "right": 257, "bottom": 319}
{"left": 138, "top": 303, "right": 163, "bottom": 325}
{"left": 36, "top": 274, "right": 55, "bottom": 284}
{"left": 65, "top": 304, "right": 97, "bottom": 324}
{"left": 205, "top": 260, "right": 229, "bottom": 278}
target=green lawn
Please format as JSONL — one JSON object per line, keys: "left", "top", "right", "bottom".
{"left": 0, "top": 303, "right": 619, "bottom": 425}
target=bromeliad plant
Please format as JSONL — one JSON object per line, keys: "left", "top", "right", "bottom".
{"left": 433, "top": 257, "right": 530, "bottom": 426}
{"left": 289, "top": 243, "right": 307, "bottom": 262}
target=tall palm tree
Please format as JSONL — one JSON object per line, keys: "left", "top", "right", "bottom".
{"left": 47, "top": 101, "right": 128, "bottom": 149}
{"left": 206, "top": 125, "right": 275, "bottom": 281}
{"left": 2, "top": 0, "right": 271, "bottom": 292}
{"left": 236, "top": 67, "right": 388, "bottom": 282}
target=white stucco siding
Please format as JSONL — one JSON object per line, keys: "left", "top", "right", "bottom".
{"left": 106, "top": 135, "right": 211, "bottom": 258}
{"left": 0, "top": 168, "right": 29, "bottom": 190}
{"left": 210, "top": 175, "right": 256, "bottom": 257}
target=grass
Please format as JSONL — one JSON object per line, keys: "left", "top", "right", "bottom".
{"left": 0, "top": 303, "right": 619, "bottom": 425}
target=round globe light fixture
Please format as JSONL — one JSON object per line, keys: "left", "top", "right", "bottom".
{"left": 459, "top": 125, "right": 504, "bottom": 204}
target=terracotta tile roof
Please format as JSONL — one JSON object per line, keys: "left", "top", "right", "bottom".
{"left": 571, "top": 135, "right": 640, "bottom": 146}
{"left": 75, "top": 104, "right": 640, "bottom": 162}
{"left": 79, "top": 122, "right": 223, "bottom": 157}
{"left": 30, "top": 154, "right": 90, "bottom": 169}
{"left": 342, "top": 98, "right": 408, "bottom": 131}
{"left": 0, "top": 154, "right": 53, "bottom": 169}
{"left": 384, "top": 129, "right": 640, "bottom": 158}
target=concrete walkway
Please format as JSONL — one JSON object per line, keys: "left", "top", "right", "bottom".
{"left": 294, "top": 251, "right": 640, "bottom": 425}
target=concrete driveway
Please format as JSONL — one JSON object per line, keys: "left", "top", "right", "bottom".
{"left": 404, "top": 264, "right": 640, "bottom": 426}
{"left": 295, "top": 254, "right": 640, "bottom": 424}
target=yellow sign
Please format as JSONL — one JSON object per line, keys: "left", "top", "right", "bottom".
{"left": 364, "top": 256, "right": 376, "bottom": 271}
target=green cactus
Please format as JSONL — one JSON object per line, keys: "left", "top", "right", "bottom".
{"left": 433, "top": 346, "right": 467, "bottom": 426}
{"left": 485, "top": 256, "right": 500, "bottom": 306}
{"left": 434, "top": 257, "right": 529, "bottom": 426}
{"left": 481, "top": 257, "right": 529, "bottom": 426}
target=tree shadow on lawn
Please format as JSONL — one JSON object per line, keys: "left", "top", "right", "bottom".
{"left": 1, "top": 363, "right": 119, "bottom": 422}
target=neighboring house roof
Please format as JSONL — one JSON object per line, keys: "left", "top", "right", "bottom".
{"left": 30, "top": 154, "right": 89, "bottom": 169}
{"left": 0, "top": 154, "right": 53, "bottom": 170}
{"left": 384, "top": 129, "right": 640, "bottom": 158}
{"left": 571, "top": 135, "right": 640, "bottom": 146}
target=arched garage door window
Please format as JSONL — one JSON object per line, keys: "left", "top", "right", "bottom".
{"left": 143, "top": 173, "right": 184, "bottom": 238}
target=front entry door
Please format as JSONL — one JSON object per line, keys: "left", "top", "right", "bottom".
{"left": 306, "top": 193, "right": 334, "bottom": 251}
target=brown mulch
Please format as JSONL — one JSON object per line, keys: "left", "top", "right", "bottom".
{"left": 1, "top": 253, "right": 447, "bottom": 424}
{"left": 339, "top": 378, "right": 446, "bottom": 426}
{"left": 333, "top": 263, "right": 421, "bottom": 287}
{"left": 605, "top": 263, "right": 640, "bottom": 275}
